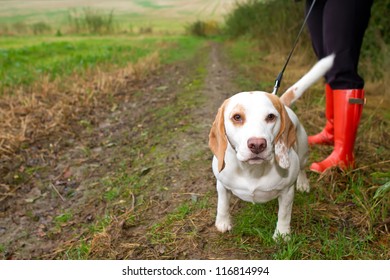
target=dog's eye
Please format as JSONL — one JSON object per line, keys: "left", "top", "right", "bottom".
{"left": 232, "top": 114, "right": 243, "bottom": 122}
{"left": 266, "top": 114, "right": 276, "bottom": 122}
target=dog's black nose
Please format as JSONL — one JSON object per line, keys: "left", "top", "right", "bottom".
{"left": 247, "top": 138, "right": 267, "bottom": 154}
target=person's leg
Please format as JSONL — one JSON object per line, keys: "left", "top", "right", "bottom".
{"left": 306, "top": 0, "right": 326, "bottom": 59}
{"left": 306, "top": 0, "right": 335, "bottom": 146}
{"left": 323, "top": 0, "right": 374, "bottom": 89}
{"left": 310, "top": 0, "right": 374, "bottom": 173}
{"left": 308, "top": 83, "right": 334, "bottom": 145}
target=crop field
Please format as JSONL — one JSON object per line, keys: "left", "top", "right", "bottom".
{"left": 0, "top": 0, "right": 240, "bottom": 33}
{"left": 0, "top": 0, "right": 388, "bottom": 262}
{"left": 0, "top": 35, "right": 204, "bottom": 92}
{"left": 0, "top": 0, "right": 237, "bottom": 19}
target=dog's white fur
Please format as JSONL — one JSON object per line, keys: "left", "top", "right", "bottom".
{"left": 209, "top": 54, "right": 335, "bottom": 239}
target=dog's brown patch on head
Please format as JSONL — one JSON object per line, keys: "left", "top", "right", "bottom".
{"left": 230, "top": 104, "right": 246, "bottom": 126}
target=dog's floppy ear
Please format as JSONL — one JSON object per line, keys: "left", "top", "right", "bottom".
{"left": 209, "top": 99, "right": 229, "bottom": 172}
{"left": 269, "top": 95, "right": 296, "bottom": 169}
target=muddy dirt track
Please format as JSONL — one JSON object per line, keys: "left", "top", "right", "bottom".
{"left": 0, "top": 42, "right": 249, "bottom": 259}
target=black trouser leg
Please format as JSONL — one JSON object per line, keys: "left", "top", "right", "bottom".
{"left": 306, "top": 0, "right": 373, "bottom": 89}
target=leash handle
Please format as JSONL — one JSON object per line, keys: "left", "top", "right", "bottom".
{"left": 272, "top": 0, "right": 317, "bottom": 95}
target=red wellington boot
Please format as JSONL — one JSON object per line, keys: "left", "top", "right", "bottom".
{"left": 308, "top": 84, "right": 334, "bottom": 145}
{"left": 310, "top": 89, "right": 365, "bottom": 173}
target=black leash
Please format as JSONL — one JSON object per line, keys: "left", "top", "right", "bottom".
{"left": 272, "top": 0, "right": 317, "bottom": 95}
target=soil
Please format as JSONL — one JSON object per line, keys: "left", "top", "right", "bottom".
{"left": 0, "top": 42, "right": 247, "bottom": 259}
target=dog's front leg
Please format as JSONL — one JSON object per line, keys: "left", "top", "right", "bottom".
{"left": 273, "top": 185, "right": 295, "bottom": 240}
{"left": 215, "top": 180, "right": 232, "bottom": 233}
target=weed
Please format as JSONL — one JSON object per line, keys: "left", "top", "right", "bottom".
{"left": 64, "top": 240, "right": 90, "bottom": 260}
{"left": 89, "top": 215, "right": 112, "bottom": 234}
{"left": 54, "top": 212, "right": 73, "bottom": 226}
{"left": 272, "top": 234, "right": 307, "bottom": 259}
{"left": 103, "top": 188, "right": 120, "bottom": 202}
{"left": 148, "top": 202, "right": 196, "bottom": 246}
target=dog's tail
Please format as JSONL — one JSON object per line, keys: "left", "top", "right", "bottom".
{"left": 280, "top": 54, "right": 335, "bottom": 107}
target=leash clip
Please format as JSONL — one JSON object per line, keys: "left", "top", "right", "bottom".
{"left": 272, "top": 72, "right": 283, "bottom": 95}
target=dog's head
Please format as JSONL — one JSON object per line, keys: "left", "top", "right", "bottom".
{"left": 209, "top": 91, "right": 296, "bottom": 173}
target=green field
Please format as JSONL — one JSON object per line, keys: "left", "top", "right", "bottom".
{"left": 0, "top": 0, "right": 233, "bottom": 91}
{"left": 0, "top": 35, "right": 204, "bottom": 92}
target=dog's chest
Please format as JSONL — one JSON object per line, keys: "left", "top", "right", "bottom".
{"left": 223, "top": 172, "right": 290, "bottom": 203}
{"left": 214, "top": 159, "right": 299, "bottom": 204}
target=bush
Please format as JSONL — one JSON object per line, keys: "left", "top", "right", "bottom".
{"left": 224, "top": 0, "right": 307, "bottom": 45}
{"left": 139, "top": 26, "right": 153, "bottom": 34}
{"left": 31, "top": 22, "right": 52, "bottom": 35}
{"left": 68, "top": 8, "right": 115, "bottom": 34}
{"left": 224, "top": 0, "right": 389, "bottom": 80}
{"left": 360, "top": 0, "right": 390, "bottom": 79}
{"left": 186, "top": 20, "right": 221, "bottom": 37}
{"left": 12, "top": 22, "right": 28, "bottom": 34}
{"left": 0, "top": 24, "right": 10, "bottom": 35}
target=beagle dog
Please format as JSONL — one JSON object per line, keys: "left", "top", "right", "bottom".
{"left": 209, "top": 54, "right": 335, "bottom": 239}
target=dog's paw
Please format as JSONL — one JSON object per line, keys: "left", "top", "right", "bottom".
{"left": 296, "top": 170, "right": 310, "bottom": 193}
{"left": 272, "top": 229, "right": 291, "bottom": 242}
{"left": 215, "top": 216, "right": 232, "bottom": 233}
